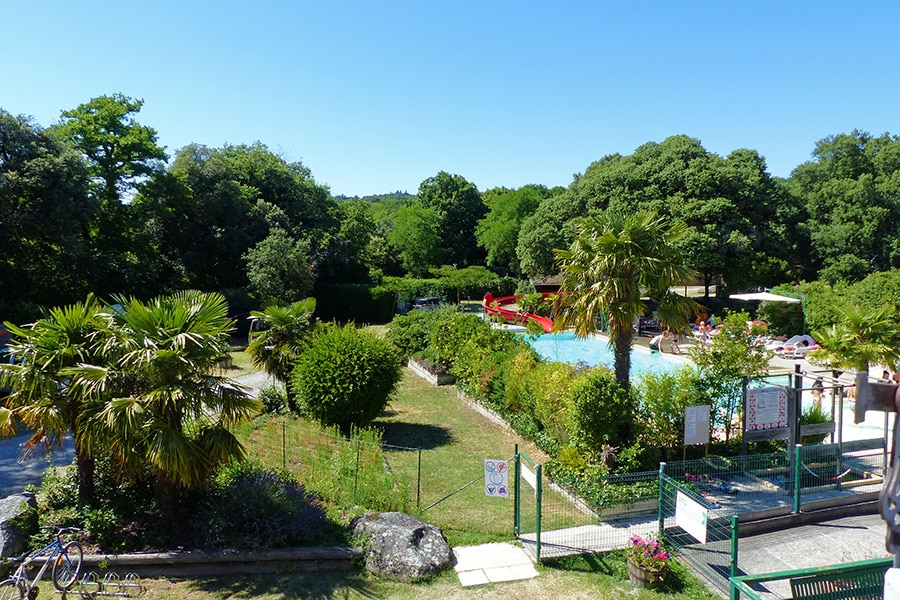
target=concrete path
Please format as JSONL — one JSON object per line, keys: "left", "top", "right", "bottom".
{"left": 453, "top": 542, "right": 538, "bottom": 587}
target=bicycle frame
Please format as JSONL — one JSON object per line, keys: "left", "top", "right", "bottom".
{"left": 8, "top": 537, "right": 66, "bottom": 591}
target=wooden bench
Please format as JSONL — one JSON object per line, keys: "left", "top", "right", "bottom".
{"left": 789, "top": 563, "right": 887, "bottom": 600}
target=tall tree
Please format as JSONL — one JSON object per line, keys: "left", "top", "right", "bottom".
{"left": 476, "top": 185, "right": 545, "bottom": 273}
{"left": 0, "top": 295, "right": 106, "bottom": 504}
{"left": 387, "top": 203, "right": 443, "bottom": 277}
{"left": 52, "top": 94, "right": 168, "bottom": 295}
{"left": 53, "top": 94, "right": 167, "bottom": 204}
{"left": 418, "top": 171, "right": 486, "bottom": 266}
{"left": 788, "top": 130, "right": 900, "bottom": 284}
{"left": 0, "top": 110, "right": 95, "bottom": 314}
{"left": 71, "top": 291, "right": 260, "bottom": 525}
{"left": 553, "top": 209, "right": 696, "bottom": 388}
{"left": 244, "top": 228, "right": 315, "bottom": 307}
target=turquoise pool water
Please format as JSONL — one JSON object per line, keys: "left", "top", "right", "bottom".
{"left": 527, "top": 331, "right": 689, "bottom": 378}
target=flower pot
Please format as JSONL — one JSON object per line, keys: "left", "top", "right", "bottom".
{"left": 627, "top": 559, "right": 666, "bottom": 589}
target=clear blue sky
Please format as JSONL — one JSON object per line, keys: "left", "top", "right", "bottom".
{"left": 3, "top": 2, "right": 899, "bottom": 197}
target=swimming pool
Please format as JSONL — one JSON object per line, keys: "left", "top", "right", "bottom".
{"left": 527, "top": 331, "right": 689, "bottom": 378}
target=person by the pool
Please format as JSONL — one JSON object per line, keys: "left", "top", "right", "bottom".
{"left": 649, "top": 330, "right": 669, "bottom": 353}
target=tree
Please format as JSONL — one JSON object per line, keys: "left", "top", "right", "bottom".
{"left": 0, "top": 110, "right": 95, "bottom": 314}
{"left": 0, "top": 295, "right": 106, "bottom": 504}
{"left": 690, "top": 312, "right": 771, "bottom": 441}
{"left": 244, "top": 228, "right": 315, "bottom": 306}
{"left": 432, "top": 265, "right": 499, "bottom": 303}
{"left": 418, "top": 171, "right": 487, "bottom": 266}
{"left": 788, "top": 130, "right": 900, "bottom": 283}
{"left": 292, "top": 323, "right": 401, "bottom": 432}
{"left": 553, "top": 209, "right": 696, "bottom": 388}
{"left": 476, "top": 185, "right": 544, "bottom": 272}
{"left": 54, "top": 94, "right": 167, "bottom": 204}
{"left": 246, "top": 298, "right": 318, "bottom": 411}
{"left": 71, "top": 291, "right": 260, "bottom": 524}
{"left": 387, "top": 203, "right": 443, "bottom": 277}
{"left": 809, "top": 304, "right": 900, "bottom": 373}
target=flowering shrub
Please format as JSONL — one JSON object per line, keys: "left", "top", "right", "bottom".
{"left": 628, "top": 535, "right": 670, "bottom": 571}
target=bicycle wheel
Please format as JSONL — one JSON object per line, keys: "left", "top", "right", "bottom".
{"left": 51, "top": 541, "right": 83, "bottom": 591}
{"left": 0, "top": 579, "right": 24, "bottom": 600}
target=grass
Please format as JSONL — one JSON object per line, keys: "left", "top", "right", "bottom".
{"left": 139, "top": 552, "right": 721, "bottom": 599}
{"left": 137, "top": 357, "right": 722, "bottom": 599}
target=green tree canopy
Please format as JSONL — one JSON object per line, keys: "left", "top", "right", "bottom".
{"left": 476, "top": 185, "right": 546, "bottom": 272}
{"left": 418, "top": 171, "right": 487, "bottom": 266}
{"left": 788, "top": 130, "right": 900, "bottom": 284}
{"left": 0, "top": 110, "right": 95, "bottom": 313}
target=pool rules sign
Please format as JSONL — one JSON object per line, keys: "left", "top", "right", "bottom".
{"left": 484, "top": 459, "right": 509, "bottom": 497}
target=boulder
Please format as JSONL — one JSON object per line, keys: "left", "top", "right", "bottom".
{"left": 0, "top": 492, "right": 37, "bottom": 558}
{"left": 350, "top": 512, "right": 452, "bottom": 580}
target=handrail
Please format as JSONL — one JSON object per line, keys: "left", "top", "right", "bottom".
{"left": 729, "top": 557, "right": 891, "bottom": 600}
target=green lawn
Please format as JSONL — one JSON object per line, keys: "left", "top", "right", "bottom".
{"left": 137, "top": 362, "right": 721, "bottom": 599}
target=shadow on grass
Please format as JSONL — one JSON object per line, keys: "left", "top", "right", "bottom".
{"left": 184, "top": 570, "right": 384, "bottom": 599}
{"left": 377, "top": 421, "right": 455, "bottom": 450}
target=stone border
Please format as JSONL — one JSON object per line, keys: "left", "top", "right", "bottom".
{"left": 54, "top": 546, "right": 363, "bottom": 578}
{"left": 407, "top": 359, "right": 456, "bottom": 386}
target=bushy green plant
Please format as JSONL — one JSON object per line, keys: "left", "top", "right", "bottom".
{"left": 636, "top": 367, "right": 703, "bottom": 452}
{"left": 258, "top": 384, "right": 288, "bottom": 414}
{"left": 198, "top": 460, "right": 328, "bottom": 549}
{"left": 384, "top": 309, "right": 440, "bottom": 359}
{"left": 567, "top": 369, "right": 636, "bottom": 463}
{"left": 801, "top": 402, "right": 832, "bottom": 445}
{"left": 293, "top": 323, "right": 402, "bottom": 432}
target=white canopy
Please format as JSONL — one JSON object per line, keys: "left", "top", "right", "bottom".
{"left": 729, "top": 291, "right": 801, "bottom": 303}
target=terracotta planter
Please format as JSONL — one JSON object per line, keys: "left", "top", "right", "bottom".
{"left": 627, "top": 559, "right": 666, "bottom": 589}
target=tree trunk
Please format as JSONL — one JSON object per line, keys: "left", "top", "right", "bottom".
{"left": 613, "top": 328, "right": 633, "bottom": 389}
{"left": 76, "top": 452, "right": 95, "bottom": 506}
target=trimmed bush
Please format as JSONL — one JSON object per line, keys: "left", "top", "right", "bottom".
{"left": 385, "top": 309, "right": 440, "bottom": 359}
{"left": 568, "top": 369, "right": 636, "bottom": 462}
{"left": 293, "top": 323, "right": 402, "bottom": 432}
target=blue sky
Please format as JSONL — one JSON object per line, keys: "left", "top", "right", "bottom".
{"left": 3, "top": 2, "right": 899, "bottom": 197}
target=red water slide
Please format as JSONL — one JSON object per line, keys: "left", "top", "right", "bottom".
{"left": 483, "top": 292, "right": 555, "bottom": 333}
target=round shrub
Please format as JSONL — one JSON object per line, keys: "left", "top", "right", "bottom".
{"left": 568, "top": 369, "right": 636, "bottom": 463}
{"left": 199, "top": 460, "right": 328, "bottom": 549}
{"left": 292, "top": 323, "right": 402, "bottom": 432}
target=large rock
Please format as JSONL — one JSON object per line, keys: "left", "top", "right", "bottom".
{"left": 0, "top": 492, "right": 37, "bottom": 558}
{"left": 350, "top": 512, "right": 452, "bottom": 580}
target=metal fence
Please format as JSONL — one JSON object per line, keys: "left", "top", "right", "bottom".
{"left": 238, "top": 419, "right": 519, "bottom": 539}
{"left": 659, "top": 438, "right": 886, "bottom": 593}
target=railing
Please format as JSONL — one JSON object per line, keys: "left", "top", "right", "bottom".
{"left": 729, "top": 557, "right": 891, "bottom": 600}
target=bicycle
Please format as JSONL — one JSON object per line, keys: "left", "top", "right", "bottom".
{"left": 0, "top": 527, "right": 83, "bottom": 599}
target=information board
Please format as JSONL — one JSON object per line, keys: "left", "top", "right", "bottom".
{"left": 684, "top": 405, "right": 711, "bottom": 445}
{"left": 484, "top": 459, "right": 509, "bottom": 498}
{"left": 746, "top": 387, "right": 788, "bottom": 431}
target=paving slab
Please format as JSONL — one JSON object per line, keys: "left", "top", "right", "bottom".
{"left": 453, "top": 542, "right": 538, "bottom": 587}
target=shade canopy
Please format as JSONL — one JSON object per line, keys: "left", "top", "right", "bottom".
{"left": 729, "top": 291, "right": 801, "bottom": 303}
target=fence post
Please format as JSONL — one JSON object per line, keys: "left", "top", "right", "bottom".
{"left": 658, "top": 462, "right": 666, "bottom": 537}
{"left": 535, "top": 463, "right": 542, "bottom": 563}
{"left": 354, "top": 439, "right": 361, "bottom": 498}
{"left": 417, "top": 448, "right": 422, "bottom": 512}
{"left": 514, "top": 444, "right": 520, "bottom": 536}
{"left": 793, "top": 444, "right": 802, "bottom": 514}
{"left": 730, "top": 515, "right": 739, "bottom": 579}
{"left": 282, "top": 422, "right": 286, "bottom": 469}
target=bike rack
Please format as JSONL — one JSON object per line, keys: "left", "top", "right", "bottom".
{"left": 64, "top": 572, "right": 144, "bottom": 598}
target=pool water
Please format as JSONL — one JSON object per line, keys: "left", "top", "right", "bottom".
{"left": 527, "top": 331, "right": 689, "bottom": 378}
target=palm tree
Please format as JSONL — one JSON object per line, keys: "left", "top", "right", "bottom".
{"left": 0, "top": 294, "right": 106, "bottom": 504}
{"left": 246, "top": 298, "right": 317, "bottom": 411}
{"left": 810, "top": 304, "right": 900, "bottom": 373}
{"left": 553, "top": 209, "right": 696, "bottom": 388}
{"left": 70, "top": 290, "right": 261, "bottom": 523}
